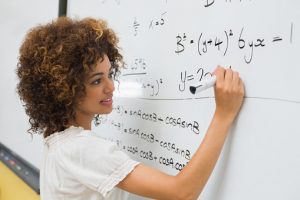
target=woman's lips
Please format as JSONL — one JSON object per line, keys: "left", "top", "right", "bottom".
{"left": 100, "top": 98, "right": 113, "bottom": 106}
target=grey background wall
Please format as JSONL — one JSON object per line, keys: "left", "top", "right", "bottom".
{"left": 0, "top": 0, "right": 59, "bottom": 168}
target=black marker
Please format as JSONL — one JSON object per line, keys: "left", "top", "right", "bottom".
{"left": 190, "top": 75, "right": 216, "bottom": 94}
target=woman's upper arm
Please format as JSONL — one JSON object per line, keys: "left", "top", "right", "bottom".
{"left": 117, "top": 164, "right": 188, "bottom": 200}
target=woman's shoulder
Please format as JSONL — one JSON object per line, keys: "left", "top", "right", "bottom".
{"left": 44, "top": 126, "right": 115, "bottom": 151}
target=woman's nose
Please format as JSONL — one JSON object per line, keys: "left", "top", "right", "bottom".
{"left": 104, "top": 78, "right": 115, "bottom": 94}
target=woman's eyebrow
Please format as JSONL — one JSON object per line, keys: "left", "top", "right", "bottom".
{"left": 88, "top": 72, "right": 104, "bottom": 79}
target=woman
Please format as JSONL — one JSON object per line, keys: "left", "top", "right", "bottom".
{"left": 17, "top": 17, "right": 244, "bottom": 200}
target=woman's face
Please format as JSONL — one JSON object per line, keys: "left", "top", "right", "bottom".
{"left": 75, "top": 54, "right": 115, "bottom": 120}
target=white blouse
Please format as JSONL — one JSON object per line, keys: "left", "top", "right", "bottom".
{"left": 40, "top": 126, "right": 139, "bottom": 200}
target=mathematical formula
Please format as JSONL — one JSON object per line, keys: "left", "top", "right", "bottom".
{"left": 175, "top": 24, "right": 294, "bottom": 64}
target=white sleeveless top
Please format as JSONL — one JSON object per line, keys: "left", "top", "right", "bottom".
{"left": 40, "top": 126, "right": 139, "bottom": 200}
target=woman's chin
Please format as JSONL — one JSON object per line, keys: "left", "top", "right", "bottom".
{"left": 98, "top": 108, "right": 113, "bottom": 115}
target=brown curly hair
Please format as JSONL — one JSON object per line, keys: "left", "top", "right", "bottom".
{"left": 16, "top": 17, "right": 123, "bottom": 138}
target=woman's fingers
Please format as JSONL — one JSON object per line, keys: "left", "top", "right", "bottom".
{"left": 213, "top": 66, "right": 225, "bottom": 87}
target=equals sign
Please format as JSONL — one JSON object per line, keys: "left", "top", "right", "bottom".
{"left": 273, "top": 36, "right": 283, "bottom": 42}
{"left": 187, "top": 75, "right": 194, "bottom": 81}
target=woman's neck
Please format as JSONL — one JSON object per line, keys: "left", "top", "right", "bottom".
{"left": 69, "top": 116, "right": 93, "bottom": 130}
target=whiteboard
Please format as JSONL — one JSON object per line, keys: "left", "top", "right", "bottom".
{"left": 68, "top": 1, "right": 300, "bottom": 200}
{"left": 0, "top": 0, "right": 59, "bottom": 168}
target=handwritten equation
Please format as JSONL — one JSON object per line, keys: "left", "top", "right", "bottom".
{"left": 175, "top": 23, "right": 294, "bottom": 64}
{"left": 179, "top": 67, "right": 213, "bottom": 93}
{"left": 95, "top": 103, "right": 199, "bottom": 171}
{"left": 118, "top": 58, "right": 164, "bottom": 97}
{"left": 132, "top": 11, "right": 167, "bottom": 36}
{"left": 98, "top": 104, "right": 201, "bottom": 135}
{"left": 123, "top": 58, "right": 147, "bottom": 74}
{"left": 116, "top": 139, "right": 189, "bottom": 171}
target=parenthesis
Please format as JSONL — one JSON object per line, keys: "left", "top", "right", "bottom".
{"left": 197, "top": 33, "right": 203, "bottom": 56}
{"left": 224, "top": 30, "right": 229, "bottom": 56}
{"left": 156, "top": 80, "right": 159, "bottom": 96}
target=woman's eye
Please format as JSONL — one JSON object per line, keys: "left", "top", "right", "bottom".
{"left": 92, "top": 79, "right": 101, "bottom": 85}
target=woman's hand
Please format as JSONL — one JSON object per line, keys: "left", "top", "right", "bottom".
{"left": 213, "top": 66, "right": 245, "bottom": 123}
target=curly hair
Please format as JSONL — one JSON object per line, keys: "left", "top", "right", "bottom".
{"left": 16, "top": 17, "right": 123, "bottom": 138}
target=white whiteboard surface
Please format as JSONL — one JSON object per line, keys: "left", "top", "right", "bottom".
{"left": 68, "top": 1, "right": 300, "bottom": 199}
{"left": 0, "top": 0, "right": 59, "bottom": 168}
